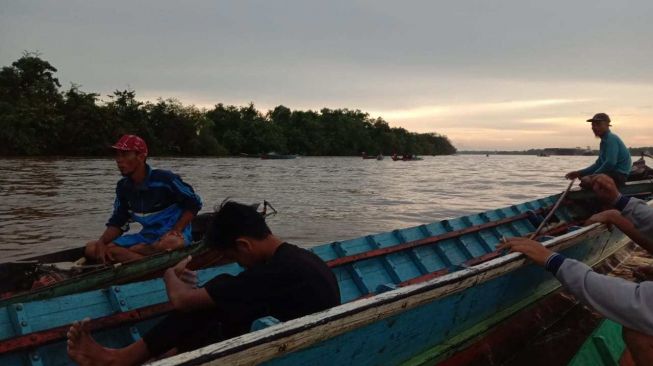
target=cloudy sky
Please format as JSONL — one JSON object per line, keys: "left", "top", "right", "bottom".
{"left": 2, "top": 1, "right": 652, "bottom": 150}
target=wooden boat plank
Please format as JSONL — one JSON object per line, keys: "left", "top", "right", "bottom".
{"left": 152, "top": 228, "right": 609, "bottom": 366}
{"left": 0, "top": 263, "right": 243, "bottom": 343}
{"left": 0, "top": 229, "right": 624, "bottom": 364}
{"left": 366, "top": 236, "right": 403, "bottom": 283}
{"left": 0, "top": 195, "right": 563, "bottom": 343}
{"left": 4, "top": 185, "right": 653, "bottom": 365}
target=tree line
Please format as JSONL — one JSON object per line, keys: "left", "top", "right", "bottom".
{"left": 0, "top": 54, "right": 457, "bottom": 157}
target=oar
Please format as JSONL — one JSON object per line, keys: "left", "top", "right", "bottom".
{"left": 529, "top": 178, "right": 577, "bottom": 239}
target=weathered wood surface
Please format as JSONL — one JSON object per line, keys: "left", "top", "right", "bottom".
{"left": 152, "top": 224, "right": 624, "bottom": 366}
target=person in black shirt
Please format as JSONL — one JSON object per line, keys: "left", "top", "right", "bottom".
{"left": 67, "top": 201, "right": 340, "bottom": 366}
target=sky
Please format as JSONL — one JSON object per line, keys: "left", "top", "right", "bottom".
{"left": 1, "top": 1, "right": 653, "bottom": 150}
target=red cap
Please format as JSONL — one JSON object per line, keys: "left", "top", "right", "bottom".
{"left": 111, "top": 135, "right": 148, "bottom": 155}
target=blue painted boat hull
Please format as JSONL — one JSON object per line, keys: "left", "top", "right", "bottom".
{"left": 0, "top": 184, "right": 649, "bottom": 366}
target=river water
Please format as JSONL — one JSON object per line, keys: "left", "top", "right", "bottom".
{"left": 0, "top": 155, "right": 600, "bottom": 261}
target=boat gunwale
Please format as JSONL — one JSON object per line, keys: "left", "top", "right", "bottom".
{"left": 152, "top": 221, "right": 615, "bottom": 366}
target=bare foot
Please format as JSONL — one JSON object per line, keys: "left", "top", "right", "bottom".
{"left": 67, "top": 318, "right": 118, "bottom": 366}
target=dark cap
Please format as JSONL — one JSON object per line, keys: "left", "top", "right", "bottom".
{"left": 586, "top": 113, "right": 611, "bottom": 123}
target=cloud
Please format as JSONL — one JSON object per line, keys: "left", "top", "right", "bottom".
{"left": 369, "top": 98, "right": 590, "bottom": 120}
{"left": 1, "top": 1, "right": 652, "bottom": 149}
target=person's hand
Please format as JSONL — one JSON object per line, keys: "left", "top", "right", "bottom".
{"left": 565, "top": 171, "right": 581, "bottom": 180}
{"left": 163, "top": 230, "right": 183, "bottom": 240}
{"left": 496, "top": 237, "right": 554, "bottom": 266}
{"left": 585, "top": 209, "right": 620, "bottom": 229}
{"left": 95, "top": 241, "right": 114, "bottom": 264}
{"left": 590, "top": 174, "right": 621, "bottom": 204}
{"left": 170, "top": 256, "right": 197, "bottom": 287}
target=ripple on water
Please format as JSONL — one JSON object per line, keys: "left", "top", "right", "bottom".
{"left": 0, "top": 155, "right": 601, "bottom": 259}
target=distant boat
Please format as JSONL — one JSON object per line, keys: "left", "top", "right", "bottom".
{"left": 362, "top": 152, "right": 383, "bottom": 160}
{"left": 261, "top": 152, "right": 297, "bottom": 160}
{"left": 238, "top": 153, "right": 261, "bottom": 158}
{"left": 537, "top": 152, "right": 550, "bottom": 157}
{"left": 391, "top": 154, "right": 423, "bottom": 161}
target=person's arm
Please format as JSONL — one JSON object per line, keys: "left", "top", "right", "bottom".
{"left": 555, "top": 257, "right": 653, "bottom": 336}
{"left": 586, "top": 209, "right": 653, "bottom": 255}
{"left": 95, "top": 186, "right": 130, "bottom": 262}
{"left": 577, "top": 158, "right": 601, "bottom": 177}
{"left": 164, "top": 257, "right": 214, "bottom": 311}
{"left": 621, "top": 198, "right": 653, "bottom": 240}
{"left": 592, "top": 137, "right": 619, "bottom": 175}
{"left": 169, "top": 174, "right": 202, "bottom": 215}
{"left": 162, "top": 210, "right": 196, "bottom": 240}
{"left": 499, "top": 237, "right": 653, "bottom": 336}
{"left": 165, "top": 174, "right": 202, "bottom": 238}
{"left": 91, "top": 226, "right": 123, "bottom": 263}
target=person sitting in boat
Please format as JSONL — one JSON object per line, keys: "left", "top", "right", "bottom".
{"left": 565, "top": 113, "right": 632, "bottom": 187}
{"left": 85, "top": 135, "right": 203, "bottom": 264}
{"left": 584, "top": 174, "right": 653, "bottom": 279}
{"left": 497, "top": 237, "right": 653, "bottom": 365}
{"left": 67, "top": 200, "right": 340, "bottom": 366}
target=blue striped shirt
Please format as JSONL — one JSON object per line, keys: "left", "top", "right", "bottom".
{"left": 107, "top": 164, "right": 202, "bottom": 238}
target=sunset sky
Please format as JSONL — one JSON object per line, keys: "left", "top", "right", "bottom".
{"left": 2, "top": 1, "right": 652, "bottom": 150}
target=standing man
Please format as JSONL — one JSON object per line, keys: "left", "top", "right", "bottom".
{"left": 85, "top": 135, "right": 202, "bottom": 263}
{"left": 565, "top": 113, "right": 632, "bottom": 186}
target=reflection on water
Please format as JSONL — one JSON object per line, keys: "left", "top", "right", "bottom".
{"left": 0, "top": 155, "right": 600, "bottom": 260}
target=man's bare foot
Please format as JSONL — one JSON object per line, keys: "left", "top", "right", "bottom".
{"left": 67, "top": 318, "right": 118, "bottom": 366}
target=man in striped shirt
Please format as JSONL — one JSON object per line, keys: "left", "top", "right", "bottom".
{"left": 85, "top": 135, "right": 202, "bottom": 263}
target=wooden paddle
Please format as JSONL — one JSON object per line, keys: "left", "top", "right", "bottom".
{"left": 528, "top": 178, "right": 577, "bottom": 239}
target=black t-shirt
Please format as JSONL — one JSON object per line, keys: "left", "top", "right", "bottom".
{"left": 203, "top": 243, "right": 340, "bottom": 332}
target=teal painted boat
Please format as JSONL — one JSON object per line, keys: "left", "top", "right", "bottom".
{"left": 1, "top": 182, "right": 651, "bottom": 366}
{"left": 568, "top": 319, "right": 625, "bottom": 366}
{"left": 0, "top": 213, "right": 222, "bottom": 308}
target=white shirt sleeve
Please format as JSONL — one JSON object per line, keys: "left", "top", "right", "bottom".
{"left": 556, "top": 258, "right": 653, "bottom": 336}
{"left": 622, "top": 198, "right": 653, "bottom": 239}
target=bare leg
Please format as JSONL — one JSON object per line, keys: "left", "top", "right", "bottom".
{"left": 130, "top": 236, "right": 185, "bottom": 256}
{"left": 152, "top": 235, "right": 185, "bottom": 251}
{"left": 623, "top": 327, "right": 653, "bottom": 366}
{"left": 67, "top": 319, "right": 150, "bottom": 366}
{"left": 129, "top": 243, "right": 160, "bottom": 256}
{"left": 106, "top": 244, "right": 145, "bottom": 263}
{"left": 84, "top": 240, "right": 104, "bottom": 262}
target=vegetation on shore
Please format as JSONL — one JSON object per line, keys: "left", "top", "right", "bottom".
{"left": 0, "top": 53, "right": 456, "bottom": 157}
{"left": 459, "top": 147, "right": 653, "bottom": 156}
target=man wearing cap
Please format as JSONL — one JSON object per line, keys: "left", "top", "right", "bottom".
{"left": 565, "top": 113, "right": 632, "bottom": 186}
{"left": 84, "top": 135, "right": 203, "bottom": 263}
{"left": 67, "top": 201, "right": 340, "bottom": 366}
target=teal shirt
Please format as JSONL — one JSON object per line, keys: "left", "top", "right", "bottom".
{"left": 579, "top": 131, "right": 632, "bottom": 176}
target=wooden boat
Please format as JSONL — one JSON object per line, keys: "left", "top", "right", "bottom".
{"left": 238, "top": 153, "right": 261, "bottom": 158}
{"left": 0, "top": 213, "right": 223, "bottom": 308}
{"left": 361, "top": 153, "right": 383, "bottom": 160}
{"left": 567, "top": 319, "right": 625, "bottom": 366}
{"left": 1, "top": 182, "right": 652, "bottom": 366}
{"left": 629, "top": 154, "right": 653, "bottom": 181}
{"left": 261, "top": 152, "right": 297, "bottom": 160}
{"left": 391, "top": 154, "right": 423, "bottom": 161}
